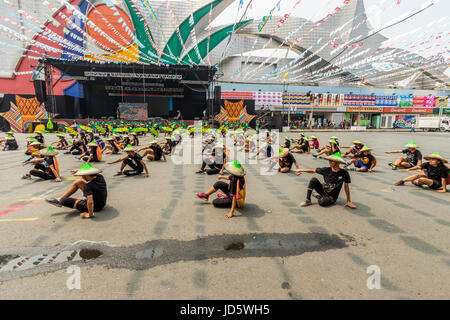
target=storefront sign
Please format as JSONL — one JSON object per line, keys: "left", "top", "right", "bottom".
{"left": 383, "top": 107, "right": 433, "bottom": 114}
{"left": 347, "top": 107, "right": 382, "bottom": 113}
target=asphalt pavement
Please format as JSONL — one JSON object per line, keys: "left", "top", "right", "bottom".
{"left": 0, "top": 131, "right": 449, "bottom": 299}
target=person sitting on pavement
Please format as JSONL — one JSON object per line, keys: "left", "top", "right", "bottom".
{"left": 107, "top": 144, "right": 149, "bottom": 178}
{"left": 45, "top": 163, "right": 107, "bottom": 219}
{"left": 162, "top": 136, "right": 176, "bottom": 155}
{"left": 266, "top": 148, "right": 301, "bottom": 174}
{"left": 395, "top": 152, "right": 448, "bottom": 193}
{"left": 297, "top": 152, "right": 356, "bottom": 209}
{"left": 196, "top": 160, "right": 246, "bottom": 219}
{"left": 130, "top": 132, "right": 140, "bottom": 146}
{"left": 343, "top": 145, "right": 376, "bottom": 172}
{"left": 290, "top": 135, "right": 311, "bottom": 154}
{"left": 310, "top": 135, "right": 320, "bottom": 151}
{"left": 34, "top": 131, "right": 45, "bottom": 144}
{"left": 282, "top": 136, "right": 291, "bottom": 149}
{"left": 1, "top": 135, "right": 18, "bottom": 151}
{"left": 342, "top": 139, "right": 364, "bottom": 158}
{"left": 196, "top": 142, "right": 227, "bottom": 175}
{"left": 138, "top": 139, "right": 167, "bottom": 162}
{"left": 102, "top": 137, "right": 121, "bottom": 155}
{"left": 313, "top": 138, "right": 340, "bottom": 158}
{"left": 385, "top": 141, "right": 422, "bottom": 170}
{"left": 78, "top": 141, "right": 102, "bottom": 163}
{"left": 51, "top": 134, "right": 69, "bottom": 150}
{"left": 67, "top": 138, "right": 88, "bottom": 156}
{"left": 22, "top": 146, "right": 61, "bottom": 182}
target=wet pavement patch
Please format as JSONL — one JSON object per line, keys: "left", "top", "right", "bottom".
{"left": 0, "top": 232, "right": 349, "bottom": 281}
{"left": 0, "top": 255, "right": 19, "bottom": 266}
{"left": 79, "top": 249, "right": 103, "bottom": 260}
{"left": 225, "top": 242, "right": 245, "bottom": 251}
{"left": 281, "top": 282, "right": 291, "bottom": 289}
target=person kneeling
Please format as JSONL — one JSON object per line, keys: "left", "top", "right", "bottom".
{"left": 298, "top": 152, "right": 356, "bottom": 208}
{"left": 395, "top": 152, "right": 448, "bottom": 193}
{"left": 107, "top": 144, "right": 149, "bottom": 178}
{"left": 45, "top": 163, "right": 107, "bottom": 219}
{"left": 196, "top": 160, "right": 246, "bottom": 219}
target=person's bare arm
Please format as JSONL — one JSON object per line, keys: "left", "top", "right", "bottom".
{"left": 81, "top": 195, "right": 94, "bottom": 217}
{"left": 344, "top": 183, "right": 356, "bottom": 208}
{"left": 141, "top": 161, "right": 149, "bottom": 178}
{"left": 385, "top": 150, "right": 402, "bottom": 154}
{"left": 226, "top": 196, "right": 237, "bottom": 219}
{"left": 297, "top": 169, "right": 316, "bottom": 173}
{"left": 50, "top": 165, "right": 61, "bottom": 182}
{"left": 438, "top": 178, "right": 447, "bottom": 193}
{"left": 107, "top": 156, "right": 126, "bottom": 165}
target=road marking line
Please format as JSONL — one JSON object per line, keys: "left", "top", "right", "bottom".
{"left": 17, "top": 197, "right": 45, "bottom": 202}
{"left": 0, "top": 217, "right": 40, "bottom": 222}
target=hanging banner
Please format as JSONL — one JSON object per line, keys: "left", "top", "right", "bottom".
{"left": 383, "top": 107, "right": 433, "bottom": 114}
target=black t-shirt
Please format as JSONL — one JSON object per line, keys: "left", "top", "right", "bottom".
{"left": 88, "top": 147, "right": 99, "bottom": 162}
{"left": 330, "top": 144, "right": 340, "bottom": 154}
{"left": 129, "top": 152, "right": 144, "bottom": 171}
{"left": 6, "top": 140, "right": 18, "bottom": 150}
{"left": 316, "top": 167, "right": 351, "bottom": 200}
{"left": 421, "top": 162, "right": 448, "bottom": 182}
{"left": 80, "top": 142, "right": 88, "bottom": 153}
{"left": 44, "top": 157, "right": 56, "bottom": 177}
{"left": 280, "top": 153, "right": 296, "bottom": 168}
{"left": 229, "top": 176, "right": 245, "bottom": 196}
{"left": 402, "top": 149, "right": 422, "bottom": 165}
{"left": 150, "top": 145, "right": 163, "bottom": 160}
{"left": 83, "top": 175, "right": 107, "bottom": 211}
{"left": 35, "top": 135, "right": 44, "bottom": 143}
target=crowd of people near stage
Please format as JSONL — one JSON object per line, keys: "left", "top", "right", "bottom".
{"left": 1, "top": 120, "right": 449, "bottom": 220}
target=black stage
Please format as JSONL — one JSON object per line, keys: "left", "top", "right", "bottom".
{"left": 44, "top": 59, "right": 216, "bottom": 120}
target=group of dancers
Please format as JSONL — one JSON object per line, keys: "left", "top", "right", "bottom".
{"left": 1, "top": 123, "right": 449, "bottom": 219}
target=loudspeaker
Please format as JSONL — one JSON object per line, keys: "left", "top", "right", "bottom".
{"left": 34, "top": 80, "right": 47, "bottom": 103}
{"left": 214, "top": 86, "right": 221, "bottom": 107}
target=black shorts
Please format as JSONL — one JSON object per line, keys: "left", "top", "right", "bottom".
{"left": 430, "top": 180, "right": 442, "bottom": 190}
{"left": 60, "top": 198, "right": 104, "bottom": 212}
{"left": 61, "top": 198, "right": 88, "bottom": 212}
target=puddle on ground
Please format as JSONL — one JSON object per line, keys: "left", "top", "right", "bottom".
{"left": 225, "top": 242, "right": 245, "bottom": 251}
{"left": 1, "top": 232, "right": 349, "bottom": 281}
{"left": 79, "top": 249, "right": 103, "bottom": 260}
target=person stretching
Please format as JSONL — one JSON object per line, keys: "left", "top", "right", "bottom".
{"left": 385, "top": 141, "right": 422, "bottom": 170}
{"left": 107, "top": 144, "right": 149, "bottom": 178}
{"left": 45, "top": 163, "right": 107, "bottom": 219}
{"left": 298, "top": 152, "right": 356, "bottom": 208}
{"left": 196, "top": 160, "right": 246, "bottom": 219}
{"left": 395, "top": 152, "right": 448, "bottom": 193}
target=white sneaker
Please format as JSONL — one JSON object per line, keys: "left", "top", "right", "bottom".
{"left": 300, "top": 199, "right": 312, "bottom": 207}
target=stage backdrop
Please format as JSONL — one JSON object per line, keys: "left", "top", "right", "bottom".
{"left": 45, "top": 60, "right": 215, "bottom": 120}
{"left": 118, "top": 103, "right": 148, "bottom": 120}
